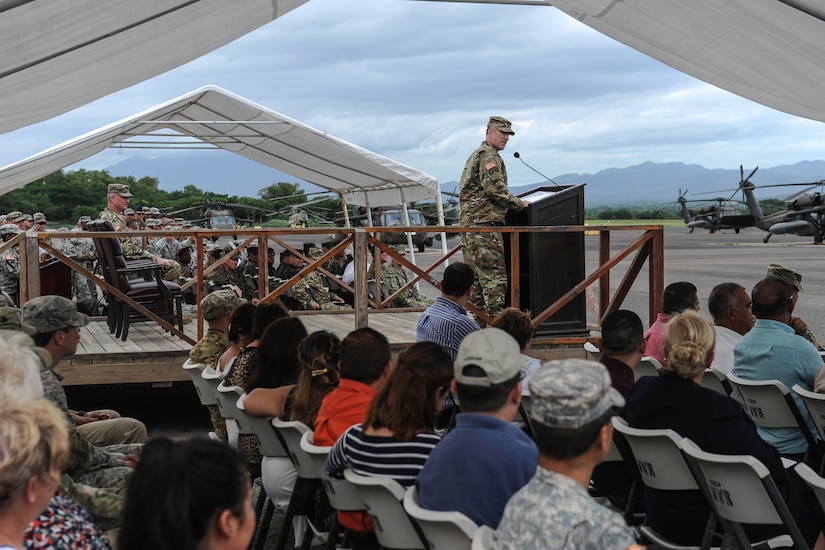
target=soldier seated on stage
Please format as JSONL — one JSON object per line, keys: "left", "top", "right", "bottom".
{"left": 368, "top": 245, "right": 432, "bottom": 308}
{"left": 204, "top": 244, "right": 255, "bottom": 302}
{"left": 293, "top": 247, "right": 351, "bottom": 311}
{"left": 0, "top": 223, "right": 21, "bottom": 306}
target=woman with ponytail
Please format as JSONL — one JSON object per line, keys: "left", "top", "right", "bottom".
{"left": 627, "top": 310, "right": 824, "bottom": 548}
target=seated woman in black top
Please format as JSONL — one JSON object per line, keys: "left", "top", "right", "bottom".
{"left": 627, "top": 310, "right": 824, "bottom": 547}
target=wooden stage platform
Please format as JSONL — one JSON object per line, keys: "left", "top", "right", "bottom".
{"left": 55, "top": 312, "right": 594, "bottom": 386}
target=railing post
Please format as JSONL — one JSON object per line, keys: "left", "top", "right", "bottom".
{"left": 22, "top": 233, "right": 40, "bottom": 304}
{"left": 649, "top": 228, "right": 665, "bottom": 326}
{"left": 599, "top": 230, "right": 610, "bottom": 322}
{"left": 353, "top": 229, "right": 369, "bottom": 328}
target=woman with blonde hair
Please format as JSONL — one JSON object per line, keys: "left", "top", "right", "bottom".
{"left": 0, "top": 399, "right": 70, "bottom": 550}
{"left": 628, "top": 310, "right": 824, "bottom": 548}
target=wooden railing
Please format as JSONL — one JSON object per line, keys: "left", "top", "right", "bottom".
{"left": 15, "top": 224, "right": 663, "bottom": 343}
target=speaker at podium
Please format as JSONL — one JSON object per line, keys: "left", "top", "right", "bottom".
{"left": 505, "top": 184, "right": 587, "bottom": 336}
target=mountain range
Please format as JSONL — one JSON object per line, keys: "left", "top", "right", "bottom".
{"left": 105, "top": 154, "right": 825, "bottom": 208}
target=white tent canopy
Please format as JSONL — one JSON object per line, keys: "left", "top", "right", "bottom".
{"left": 454, "top": 0, "right": 825, "bottom": 124}
{"left": 0, "top": 0, "right": 307, "bottom": 135}
{"left": 0, "top": 85, "right": 440, "bottom": 208}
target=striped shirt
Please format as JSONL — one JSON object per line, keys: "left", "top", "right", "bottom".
{"left": 416, "top": 297, "right": 480, "bottom": 359}
{"left": 325, "top": 424, "right": 441, "bottom": 488}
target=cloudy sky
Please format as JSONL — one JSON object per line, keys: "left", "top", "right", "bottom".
{"left": 1, "top": 0, "right": 824, "bottom": 190}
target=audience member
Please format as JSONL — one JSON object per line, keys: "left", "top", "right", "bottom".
{"left": 417, "top": 328, "right": 537, "bottom": 528}
{"left": 119, "top": 438, "right": 255, "bottom": 550}
{"left": 217, "top": 302, "right": 255, "bottom": 374}
{"left": 416, "top": 261, "right": 480, "bottom": 359}
{"left": 495, "top": 360, "right": 635, "bottom": 548}
{"left": 490, "top": 307, "right": 540, "bottom": 386}
{"left": 599, "top": 309, "right": 646, "bottom": 401}
{"left": 734, "top": 277, "right": 823, "bottom": 459}
{"left": 326, "top": 341, "right": 454, "bottom": 547}
{"left": 708, "top": 282, "right": 753, "bottom": 374}
{"left": 629, "top": 310, "right": 824, "bottom": 547}
{"left": 644, "top": 281, "right": 699, "bottom": 365}
{"left": 768, "top": 263, "right": 823, "bottom": 350}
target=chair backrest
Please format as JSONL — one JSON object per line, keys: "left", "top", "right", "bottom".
{"left": 403, "top": 486, "right": 477, "bottom": 550}
{"left": 270, "top": 417, "right": 317, "bottom": 478}
{"left": 611, "top": 417, "right": 697, "bottom": 491}
{"left": 635, "top": 356, "right": 662, "bottom": 381}
{"left": 183, "top": 359, "right": 218, "bottom": 406}
{"left": 470, "top": 524, "right": 495, "bottom": 550}
{"left": 235, "top": 394, "right": 288, "bottom": 457}
{"left": 216, "top": 380, "right": 248, "bottom": 427}
{"left": 681, "top": 438, "right": 807, "bottom": 548}
{"left": 343, "top": 469, "right": 426, "bottom": 550}
{"left": 87, "top": 219, "right": 129, "bottom": 291}
{"left": 792, "top": 384, "right": 825, "bottom": 442}
{"left": 584, "top": 341, "right": 602, "bottom": 361}
{"left": 299, "top": 431, "right": 365, "bottom": 512}
{"left": 701, "top": 369, "right": 732, "bottom": 396}
{"left": 726, "top": 373, "right": 816, "bottom": 447}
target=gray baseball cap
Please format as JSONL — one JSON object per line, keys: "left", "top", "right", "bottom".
{"left": 0, "top": 307, "right": 36, "bottom": 335}
{"left": 200, "top": 290, "right": 244, "bottom": 321}
{"left": 454, "top": 328, "right": 526, "bottom": 386}
{"left": 22, "top": 296, "right": 90, "bottom": 333}
{"left": 529, "top": 359, "right": 624, "bottom": 429}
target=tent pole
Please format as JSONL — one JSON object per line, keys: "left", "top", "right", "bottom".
{"left": 435, "top": 186, "right": 450, "bottom": 267}
{"left": 399, "top": 191, "right": 420, "bottom": 291}
{"left": 339, "top": 192, "right": 351, "bottom": 228}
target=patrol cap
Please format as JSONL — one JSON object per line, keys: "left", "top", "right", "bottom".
{"left": 767, "top": 263, "right": 804, "bottom": 292}
{"left": 145, "top": 219, "right": 160, "bottom": 228}
{"left": 33, "top": 212, "right": 46, "bottom": 224}
{"left": 78, "top": 216, "right": 92, "bottom": 224}
{"left": 5, "top": 211, "right": 24, "bottom": 223}
{"left": 149, "top": 207, "right": 161, "bottom": 215}
{"left": 487, "top": 116, "right": 515, "bottom": 135}
{"left": 528, "top": 359, "right": 624, "bottom": 429}
{"left": 308, "top": 246, "right": 323, "bottom": 260}
{"left": 454, "top": 328, "right": 526, "bottom": 386}
{"left": 200, "top": 289, "right": 244, "bottom": 321}
{"left": 0, "top": 307, "right": 36, "bottom": 335}
{"left": 124, "top": 208, "right": 135, "bottom": 215}
{"left": 22, "top": 295, "right": 90, "bottom": 334}
{"left": 390, "top": 244, "right": 407, "bottom": 255}
{"left": 107, "top": 183, "right": 133, "bottom": 198}
{"left": 22, "top": 213, "right": 33, "bottom": 222}
{"left": 0, "top": 224, "right": 21, "bottom": 236}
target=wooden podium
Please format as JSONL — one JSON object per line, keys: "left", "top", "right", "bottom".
{"left": 40, "top": 258, "right": 72, "bottom": 299}
{"left": 505, "top": 184, "right": 587, "bottom": 336}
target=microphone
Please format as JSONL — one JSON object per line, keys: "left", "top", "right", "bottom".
{"left": 513, "top": 152, "right": 563, "bottom": 191}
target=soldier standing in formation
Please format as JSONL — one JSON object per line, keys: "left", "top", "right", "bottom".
{"left": 459, "top": 116, "right": 526, "bottom": 325}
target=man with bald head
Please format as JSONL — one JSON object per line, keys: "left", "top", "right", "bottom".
{"left": 734, "top": 277, "right": 824, "bottom": 459}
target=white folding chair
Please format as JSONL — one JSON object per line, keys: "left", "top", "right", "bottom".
{"left": 470, "top": 524, "right": 495, "bottom": 550}
{"left": 300, "top": 431, "right": 365, "bottom": 550}
{"left": 343, "top": 469, "right": 427, "bottom": 550}
{"left": 681, "top": 439, "right": 801, "bottom": 549}
{"left": 403, "top": 486, "right": 478, "bottom": 550}
{"left": 216, "top": 379, "right": 252, "bottom": 433}
{"left": 794, "top": 461, "right": 825, "bottom": 517}
{"left": 700, "top": 369, "right": 732, "bottom": 397}
{"left": 182, "top": 360, "right": 217, "bottom": 406}
{"left": 635, "top": 356, "right": 662, "bottom": 381}
{"left": 726, "top": 374, "right": 817, "bottom": 456}
{"left": 791, "top": 384, "right": 825, "bottom": 474}
{"left": 584, "top": 340, "right": 602, "bottom": 361}
{"left": 612, "top": 417, "right": 715, "bottom": 550}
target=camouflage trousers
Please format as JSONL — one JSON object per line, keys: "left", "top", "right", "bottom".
{"left": 320, "top": 301, "right": 352, "bottom": 311}
{"left": 75, "top": 443, "right": 143, "bottom": 490}
{"left": 72, "top": 261, "right": 97, "bottom": 301}
{"left": 62, "top": 473, "right": 125, "bottom": 533}
{"left": 462, "top": 229, "right": 508, "bottom": 325}
{"left": 208, "top": 404, "right": 227, "bottom": 442}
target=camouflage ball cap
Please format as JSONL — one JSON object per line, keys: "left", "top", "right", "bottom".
{"left": 107, "top": 183, "right": 133, "bottom": 198}
{"left": 487, "top": 116, "right": 515, "bottom": 135}
{"left": 0, "top": 307, "right": 36, "bottom": 335}
{"left": 308, "top": 247, "right": 324, "bottom": 260}
{"left": 5, "top": 211, "right": 24, "bottom": 223}
{"left": 767, "top": 263, "right": 804, "bottom": 292}
{"left": 529, "top": 359, "right": 624, "bottom": 429}
{"left": 200, "top": 289, "right": 243, "bottom": 321}
{"left": 33, "top": 212, "right": 46, "bottom": 223}
{"left": 22, "top": 295, "right": 90, "bottom": 333}
{"left": 390, "top": 244, "right": 407, "bottom": 255}
{"left": 454, "top": 328, "right": 526, "bottom": 386}
{"left": 0, "top": 224, "right": 21, "bottom": 236}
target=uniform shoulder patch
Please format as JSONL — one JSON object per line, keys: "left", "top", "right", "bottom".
{"left": 484, "top": 161, "right": 497, "bottom": 171}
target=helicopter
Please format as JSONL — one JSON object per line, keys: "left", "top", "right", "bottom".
{"left": 676, "top": 188, "right": 753, "bottom": 234}
{"left": 164, "top": 200, "right": 280, "bottom": 228}
{"left": 700, "top": 166, "right": 825, "bottom": 243}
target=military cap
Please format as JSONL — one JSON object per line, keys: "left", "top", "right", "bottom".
{"left": 145, "top": 219, "right": 160, "bottom": 227}
{"left": 148, "top": 207, "right": 161, "bottom": 215}
{"left": 454, "top": 328, "right": 526, "bottom": 386}
{"left": 33, "top": 212, "right": 46, "bottom": 224}
{"left": 107, "top": 183, "right": 133, "bottom": 197}
{"left": 201, "top": 289, "right": 244, "bottom": 321}
{"left": 0, "top": 224, "right": 21, "bottom": 236}
{"left": 0, "top": 307, "right": 36, "bottom": 335}
{"left": 22, "top": 295, "right": 90, "bottom": 334}
{"left": 22, "top": 213, "right": 33, "bottom": 222}
{"left": 487, "top": 116, "right": 515, "bottom": 135}
{"left": 767, "top": 263, "right": 804, "bottom": 292}
{"left": 528, "top": 359, "right": 624, "bottom": 429}
{"left": 0, "top": 215, "right": 5, "bottom": 224}
{"left": 134, "top": 205, "right": 144, "bottom": 212}
{"left": 390, "top": 244, "right": 407, "bottom": 255}
{"left": 5, "top": 211, "right": 24, "bottom": 223}
{"left": 78, "top": 216, "right": 92, "bottom": 224}
{"left": 182, "top": 221, "right": 192, "bottom": 227}
{"left": 308, "top": 246, "right": 324, "bottom": 260}
{"left": 124, "top": 208, "right": 135, "bottom": 215}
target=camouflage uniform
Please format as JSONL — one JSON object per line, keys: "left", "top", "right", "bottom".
{"left": 0, "top": 230, "right": 20, "bottom": 305}
{"left": 190, "top": 328, "right": 230, "bottom": 441}
{"left": 99, "top": 207, "right": 182, "bottom": 281}
{"left": 293, "top": 271, "right": 351, "bottom": 310}
{"left": 459, "top": 118, "right": 525, "bottom": 324}
{"left": 368, "top": 262, "right": 432, "bottom": 308}
{"left": 151, "top": 236, "right": 183, "bottom": 261}
{"left": 323, "top": 256, "right": 346, "bottom": 276}
{"left": 63, "top": 225, "right": 98, "bottom": 301}
{"left": 206, "top": 263, "right": 255, "bottom": 300}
